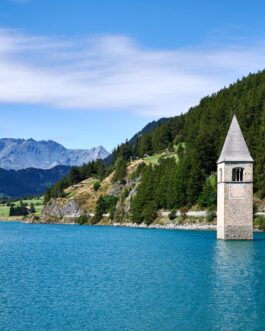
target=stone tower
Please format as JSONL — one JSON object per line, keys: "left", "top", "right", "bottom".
{"left": 217, "top": 115, "right": 253, "bottom": 240}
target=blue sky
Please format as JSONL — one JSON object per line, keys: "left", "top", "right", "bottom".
{"left": 0, "top": 0, "right": 265, "bottom": 151}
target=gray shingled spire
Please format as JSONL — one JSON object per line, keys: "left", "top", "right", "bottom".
{"left": 217, "top": 115, "right": 253, "bottom": 163}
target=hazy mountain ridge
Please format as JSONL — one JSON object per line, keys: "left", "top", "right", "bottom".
{"left": 0, "top": 138, "right": 110, "bottom": 170}
{"left": 0, "top": 166, "right": 71, "bottom": 198}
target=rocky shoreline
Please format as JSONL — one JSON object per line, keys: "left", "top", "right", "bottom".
{"left": 21, "top": 219, "right": 264, "bottom": 232}
{"left": 2, "top": 217, "right": 263, "bottom": 232}
{"left": 23, "top": 215, "right": 218, "bottom": 231}
{"left": 110, "top": 222, "right": 217, "bottom": 231}
{"left": 20, "top": 212, "right": 216, "bottom": 230}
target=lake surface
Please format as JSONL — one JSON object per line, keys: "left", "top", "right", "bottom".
{"left": 0, "top": 222, "right": 265, "bottom": 330}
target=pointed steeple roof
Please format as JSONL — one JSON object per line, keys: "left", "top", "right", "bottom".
{"left": 217, "top": 115, "right": 253, "bottom": 163}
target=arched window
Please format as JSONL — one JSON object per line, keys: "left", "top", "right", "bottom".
{"left": 219, "top": 168, "right": 223, "bottom": 182}
{"left": 232, "top": 168, "right": 244, "bottom": 182}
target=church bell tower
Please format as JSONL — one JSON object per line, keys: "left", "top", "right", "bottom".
{"left": 217, "top": 115, "right": 253, "bottom": 240}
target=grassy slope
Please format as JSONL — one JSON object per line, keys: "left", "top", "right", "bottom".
{"left": 64, "top": 177, "right": 113, "bottom": 213}
{"left": 45, "top": 148, "right": 181, "bottom": 215}
{"left": 0, "top": 206, "right": 10, "bottom": 218}
{"left": 59, "top": 160, "right": 143, "bottom": 213}
{"left": 143, "top": 144, "right": 182, "bottom": 165}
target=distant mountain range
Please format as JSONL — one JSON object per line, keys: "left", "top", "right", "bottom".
{"left": 0, "top": 166, "right": 70, "bottom": 198}
{"left": 0, "top": 123, "right": 169, "bottom": 198}
{"left": 0, "top": 138, "right": 110, "bottom": 170}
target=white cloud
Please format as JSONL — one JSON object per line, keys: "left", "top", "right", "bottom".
{"left": 0, "top": 29, "right": 264, "bottom": 117}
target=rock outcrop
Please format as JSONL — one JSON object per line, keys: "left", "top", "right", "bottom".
{"left": 40, "top": 199, "right": 84, "bottom": 223}
{"left": 38, "top": 160, "right": 143, "bottom": 224}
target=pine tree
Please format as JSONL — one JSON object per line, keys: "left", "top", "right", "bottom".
{"left": 198, "top": 175, "right": 217, "bottom": 208}
{"left": 112, "top": 157, "right": 127, "bottom": 184}
{"left": 255, "top": 103, "right": 265, "bottom": 198}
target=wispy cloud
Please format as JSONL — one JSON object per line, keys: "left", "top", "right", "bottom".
{"left": 0, "top": 28, "right": 264, "bottom": 117}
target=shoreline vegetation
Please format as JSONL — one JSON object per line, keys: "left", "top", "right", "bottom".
{"left": 0, "top": 217, "right": 263, "bottom": 232}
{"left": 20, "top": 214, "right": 264, "bottom": 232}
{"left": 0, "top": 216, "right": 218, "bottom": 230}
{"left": 0, "top": 204, "right": 264, "bottom": 231}
{"left": 31, "top": 221, "right": 218, "bottom": 231}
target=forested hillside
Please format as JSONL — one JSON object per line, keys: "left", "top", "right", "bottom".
{"left": 114, "top": 70, "right": 265, "bottom": 191}
{"left": 0, "top": 166, "right": 70, "bottom": 198}
{"left": 45, "top": 70, "right": 265, "bottom": 224}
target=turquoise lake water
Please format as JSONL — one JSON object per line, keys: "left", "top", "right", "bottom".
{"left": 0, "top": 222, "right": 265, "bottom": 331}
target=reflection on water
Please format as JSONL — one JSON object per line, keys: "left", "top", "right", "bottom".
{"left": 212, "top": 241, "right": 258, "bottom": 330}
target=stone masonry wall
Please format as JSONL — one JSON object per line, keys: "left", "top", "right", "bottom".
{"left": 217, "top": 162, "right": 253, "bottom": 240}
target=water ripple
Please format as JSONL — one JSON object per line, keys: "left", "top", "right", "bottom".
{"left": 0, "top": 223, "right": 265, "bottom": 330}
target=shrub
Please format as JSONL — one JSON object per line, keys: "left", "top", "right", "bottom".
{"left": 30, "top": 203, "right": 36, "bottom": 213}
{"left": 90, "top": 215, "right": 101, "bottom": 225}
{"left": 109, "top": 207, "right": 116, "bottom": 221}
{"left": 168, "top": 209, "right": 177, "bottom": 221}
{"left": 179, "top": 207, "right": 188, "bottom": 219}
{"left": 76, "top": 215, "right": 89, "bottom": 225}
{"left": 130, "top": 162, "right": 147, "bottom": 180}
{"left": 93, "top": 181, "right": 101, "bottom": 192}
{"left": 9, "top": 205, "right": 29, "bottom": 216}
{"left": 112, "top": 157, "right": 127, "bottom": 184}
{"left": 94, "top": 195, "right": 119, "bottom": 222}
{"left": 254, "top": 216, "right": 265, "bottom": 231}
{"left": 197, "top": 175, "right": 217, "bottom": 208}
{"left": 122, "top": 188, "right": 130, "bottom": 200}
{"left": 143, "top": 202, "right": 157, "bottom": 225}
{"left": 206, "top": 210, "right": 216, "bottom": 222}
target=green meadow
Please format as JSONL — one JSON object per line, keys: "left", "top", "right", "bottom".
{"left": 144, "top": 144, "right": 184, "bottom": 165}
{"left": 0, "top": 196, "right": 44, "bottom": 219}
